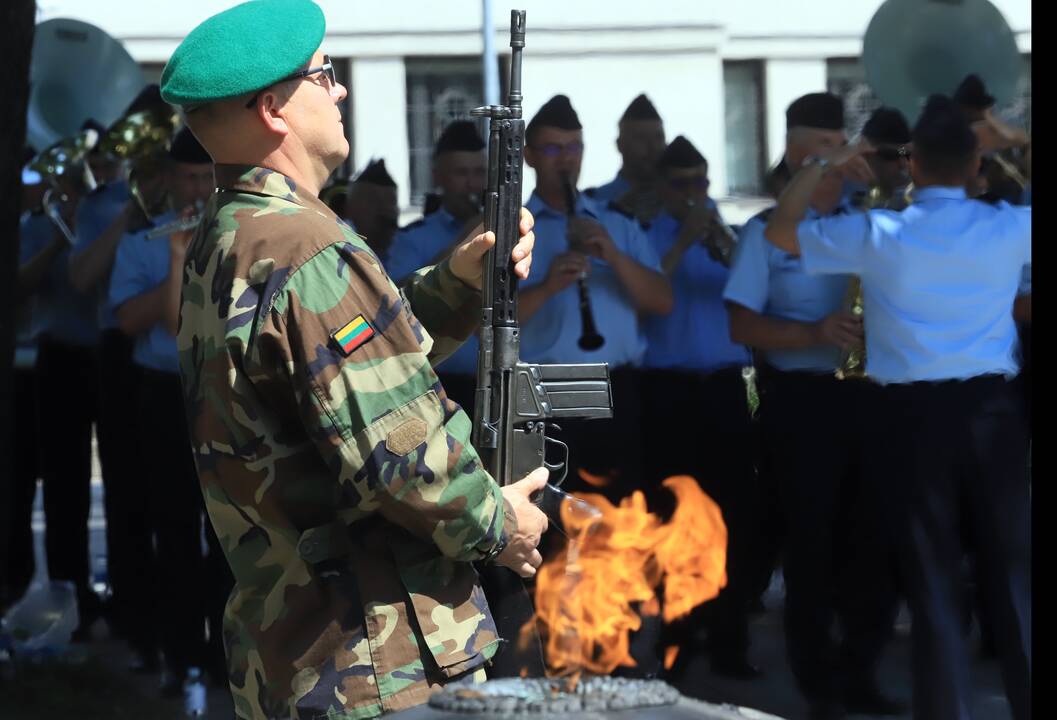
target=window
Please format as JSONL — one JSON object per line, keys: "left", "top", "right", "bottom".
{"left": 405, "top": 58, "right": 491, "bottom": 207}
{"left": 723, "top": 60, "right": 767, "bottom": 196}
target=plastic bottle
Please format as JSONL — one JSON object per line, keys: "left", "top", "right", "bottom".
{"left": 183, "top": 666, "right": 207, "bottom": 717}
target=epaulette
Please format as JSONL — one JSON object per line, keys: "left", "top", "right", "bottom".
{"left": 399, "top": 217, "right": 427, "bottom": 233}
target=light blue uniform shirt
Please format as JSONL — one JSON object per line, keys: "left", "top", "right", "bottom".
{"left": 386, "top": 207, "right": 477, "bottom": 375}
{"left": 724, "top": 206, "right": 850, "bottom": 372}
{"left": 644, "top": 210, "right": 751, "bottom": 372}
{"left": 108, "top": 210, "right": 179, "bottom": 374}
{"left": 521, "top": 191, "right": 662, "bottom": 366}
{"left": 796, "top": 186, "right": 1031, "bottom": 384}
{"left": 73, "top": 181, "right": 129, "bottom": 330}
{"left": 587, "top": 173, "right": 631, "bottom": 205}
{"left": 19, "top": 212, "right": 99, "bottom": 347}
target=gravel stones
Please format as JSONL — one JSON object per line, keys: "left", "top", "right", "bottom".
{"left": 428, "top": 676, "right": 681, "bottom": 715}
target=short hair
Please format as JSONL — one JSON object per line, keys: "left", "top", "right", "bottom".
{"left": 912, "top": 94, "right": 978, "bottom": 181}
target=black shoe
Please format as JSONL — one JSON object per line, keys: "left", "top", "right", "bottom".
{"left": 807, "top": 701, "right": 847, "bottom": 720}
{"left": 709, "top": 653, "right": 763, "bottom": 680}
{"left": 843, "top": 685, "right": 907, "bottom": 716}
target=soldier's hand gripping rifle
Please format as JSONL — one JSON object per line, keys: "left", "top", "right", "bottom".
{"left": 471, "top": 10, "right": 613, "bottom": 522}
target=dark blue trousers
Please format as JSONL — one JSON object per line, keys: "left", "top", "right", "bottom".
{"left": 879, "top": 376, "right": 1030, "bottom": 720}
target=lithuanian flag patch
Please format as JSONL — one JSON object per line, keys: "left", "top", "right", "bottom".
{"left": 331, "top": 314, "right": 376, "bottom": 356}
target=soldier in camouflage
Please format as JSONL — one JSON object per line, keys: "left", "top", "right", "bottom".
{"left": 160, "top": 1, "right": 548, "bottom": 718}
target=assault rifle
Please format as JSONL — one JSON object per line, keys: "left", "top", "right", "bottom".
{"left": 470, "top": 10, "right": 613, "bottom": 518}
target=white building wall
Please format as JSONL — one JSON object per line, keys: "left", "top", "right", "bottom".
{"left": 350, "top": 57, "right": 411, "bottom": 208}
{"left": 764, "top": 59, "right": 829, "bottom": 167}
{"left": 34, "top": 0, "right": 1032, "bottom": 214}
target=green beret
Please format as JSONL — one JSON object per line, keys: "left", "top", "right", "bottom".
{"left": 160, "top": 0, "right": 325, "bottom": 107}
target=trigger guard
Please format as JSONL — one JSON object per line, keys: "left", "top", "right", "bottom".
{"left": 543, "top": 434, "right": 569, "bottom": 486}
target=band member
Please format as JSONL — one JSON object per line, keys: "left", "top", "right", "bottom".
{"left": 724, "top": 93, "right": 902, "bottom": 719}
{"left": 855, "top": 107, "right": 912, "bottom": 209}
{"left": 17, "top": 153, "right": 102, "bottom": 639}
{"left": 641, "top": 135, "right": 761, "bottom": 679}
{"left": 763, "top": 94, "right": 1030, "bottom": 720}
{"left": 386, "top": 120, "right": 487, "bottom": 410}
{"left": 160, "top": 0, "right": 546, "bottom": 715}
{"left": 69, "top": 95, "right": 162, "bottom": 647}
{"left": 519, "top": 93, "right": 672, "bottom": 497}
{"left": 587, "top": 93, "right": 667, "bottom": 225}
{"left": 108, "top": 128, "right": 224, "bottom": 692}
{"left": 341, "top": 158, "right": 399, "bottom": 261}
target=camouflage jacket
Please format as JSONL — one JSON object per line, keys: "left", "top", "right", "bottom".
{"left": 178, "top": 165, "right": 509, "bottom": 719}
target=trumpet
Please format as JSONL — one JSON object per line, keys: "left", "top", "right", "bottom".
{"left": 561, "top": 174, "right": 605, "bottom": 351}
{"left": 686, "top": 197, "right": 737, "bottom": 267}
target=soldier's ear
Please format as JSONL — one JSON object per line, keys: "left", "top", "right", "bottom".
{"left": 524, "top": 145, "right": 538, "bottom": 169}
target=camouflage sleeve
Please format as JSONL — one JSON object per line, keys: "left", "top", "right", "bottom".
{"left": 399, "top": 259, "right": 480, "bottom": 366}
{"left": 262, "top": 240, "right": 504, "bottom": 562}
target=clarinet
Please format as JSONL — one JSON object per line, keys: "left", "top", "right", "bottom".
{"left": 561, "top": 175, "right": 605, "bottom": 351}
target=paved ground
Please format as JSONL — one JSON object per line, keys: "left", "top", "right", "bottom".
{"left": 10, "top": 455, "right": 1015, "bottom": 720}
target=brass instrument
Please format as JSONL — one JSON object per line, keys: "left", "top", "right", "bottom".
{"left": 862, "top": 0, "right": 1022, "bottom": 124}
{"left": 561, "top": 174, "right": 605, "bottom": 351}
{"left": 836, "top": 186, "right": 887, "bottom": 380}
{"left": 27, "top": 18, "right": 145, "bottom": 152}
{"left": 27, "top": 133, "right": 102, "bottom": 245}
{"left": 99, "top": 105, "right": 180, "bottom": 222}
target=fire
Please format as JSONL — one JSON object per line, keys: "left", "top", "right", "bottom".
{"left": 531, "top": 476, "right": 727, "bottom": 676}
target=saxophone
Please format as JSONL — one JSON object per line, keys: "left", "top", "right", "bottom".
{"left": 835, "top": 186, "right": 884, "bottom": 380}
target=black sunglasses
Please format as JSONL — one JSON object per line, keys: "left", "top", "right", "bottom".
{"left": 245, "top": 55, "right": 336, "bottom": 109}
{"left": 876, "top": 145, "right": 911, "bottom": 161}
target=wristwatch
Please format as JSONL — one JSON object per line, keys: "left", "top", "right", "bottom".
{"left": 802, "top": 155, "right": 831, "bottom": 170}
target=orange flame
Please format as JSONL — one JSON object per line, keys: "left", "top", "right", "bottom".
{"left": 532, "top": 476, "right": 727, "bottom": 676}
{"left": 577, "top": 468, "right": 613, "bottom": 488}
{"left": 664, "top": 645, "right": 680, "bottom": 671}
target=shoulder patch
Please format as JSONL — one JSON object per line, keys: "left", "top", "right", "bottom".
{"left": 330, "top": 314, "right": 377, "bottom": 356}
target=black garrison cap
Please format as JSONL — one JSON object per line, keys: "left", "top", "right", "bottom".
{"left": 953, "top": 74, "right": 995, "bottom": 110}
{"left": 658, "top": 135, "right": 707, "bottom": 169}
{"left": 354, "top": 159, "right": 397, "bottom": 188}
{"left": 168, "top": 127, "right": 212, "bottom": 164}
{"left": 862, "top": 107, "right": 911, "bottom": 145}
{"left": 621, "top": 93, "right": 662, "bottom": 123}
{"left": 527, "top": 94, "right": 582, "bottom": 137}
{"left": 912, "top": 94, "right": 977, "bottom": 157}
{"left": 786, "top": 92, "right": 844, "bottom": 131}
{"left": 433, "top": 120, "right": 485, "bottom": 158}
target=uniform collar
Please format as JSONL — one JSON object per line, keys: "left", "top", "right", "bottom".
{"left": 214, "top": 164, "right": 333, "bottom": 215}
{"left": 911, "top": 186, "right": 968, "bottom": 203}
{"left": 527, "top": 190, "right": 598, "bottom": 219}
